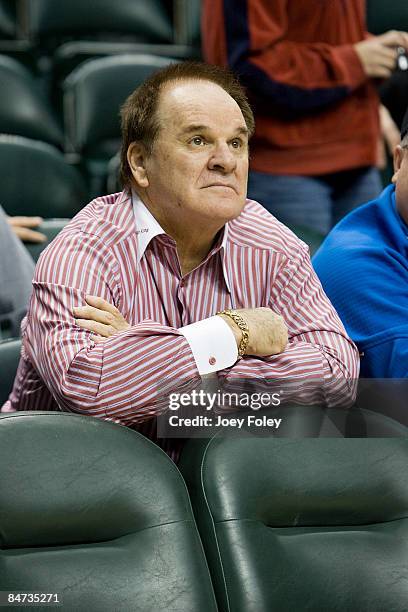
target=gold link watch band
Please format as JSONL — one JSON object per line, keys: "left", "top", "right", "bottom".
{"left": 217, "top": 309, "right": 249, "bottom": 357}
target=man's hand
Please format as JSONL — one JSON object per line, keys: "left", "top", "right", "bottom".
{"left": 7, "top": 216, "right": 47, "bottom": 243}
{"left": 218, "top": 307, "right": 288, "bottom": 357}
{"left": 73, "top": 295, "right": 131, "bottom": 342}
{"left": 354, "top": 30, "right": 408, "bottom": 79}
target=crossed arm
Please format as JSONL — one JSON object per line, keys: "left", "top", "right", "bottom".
{"left": 70, "top": 243, "right": 359, "bottom": 411}
{"left": 23, "top": 229, "right": 359, "bottom": 426}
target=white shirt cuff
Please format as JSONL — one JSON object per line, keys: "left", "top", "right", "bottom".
{"left": 179, "top": 315, "right": 238, "bottom": 375}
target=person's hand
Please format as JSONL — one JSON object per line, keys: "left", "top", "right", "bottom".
{"left": 218, "top": 307, "right": 288, "bottom": 357}
{"left": 7, "top": 216, "right": 47, "bottom": 243}
{"left": 354, "top": 30, "right": 408, "bottom": 79}
{"left": 73, "top": 295, "right": 131, "bottom": 343}
{"left": 377, "top": 104, "right": 400, "bottom": 168}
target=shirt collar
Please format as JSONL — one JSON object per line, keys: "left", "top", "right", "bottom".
{"left": 132, "top": 190, "right": 166, "bottom": 263}
{"left": 131, "top": 190, "right": 231, "bottom": 292}
{"left": 217, "top": 223, "right": 231, "bottom": 293}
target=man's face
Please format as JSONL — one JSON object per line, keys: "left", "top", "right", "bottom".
{"left": 131, "top": 79, "right": 249, "bottom": 230}
{"left": 392, "top": 144, "right": 408, "bottom": 224}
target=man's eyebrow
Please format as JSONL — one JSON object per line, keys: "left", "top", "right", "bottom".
{"left": 234, "top": 126, "right": 249, "bottom": 137}
{"left": 178, "top": 124, "right": 249, "bottom": 136}
{"left": 178, "top": 124, "right": 210, "bottom": 135}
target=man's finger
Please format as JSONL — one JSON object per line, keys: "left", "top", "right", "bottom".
{"left": 12, "top": 226, "right": 47, "bottom": 243}
{"left": 85, "top": 294, "right": 120, "bottom": 316}
{"left": 379, "top": 30, "right": 408, "bottom": 49}
{"left": 372, "top": 67, "right": 393, "bottom": 78}
{"left": 8, "top": 216, "right": 43, "bottom": 228}
{"left": 73, "top": 305, "right": 115, "bottom": 326}
{"left": 90, "top": 334, "right": 106, "bottom": 344}
{"left": 75, "top": 318, "right": 116, "bottom": 337}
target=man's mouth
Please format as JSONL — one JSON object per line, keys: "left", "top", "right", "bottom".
{"left": 204, "top": 183, "right": 237, "bottom": 193}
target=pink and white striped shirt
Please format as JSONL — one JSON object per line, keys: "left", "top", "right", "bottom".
{"left": 4, "top": 190, "right": 359, "bottom": 462}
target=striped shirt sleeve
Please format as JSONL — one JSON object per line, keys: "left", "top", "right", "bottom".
{"left": 27, "top": 231, "right": 200, "bottom": 423}
{"left": 218, "top": 244, "right": 359, "bottom": 407}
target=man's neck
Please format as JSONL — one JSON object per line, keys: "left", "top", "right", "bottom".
{"left": 177, "top": 247, "right": 211, "bottom": 276}
{"left": 177, "top": 230, "right": 223, "bottom": 275}
{"left": 138, "top": 192, "right": 224, "bottom": 276}
{"left": 164, "top": 221, "right": 222, "bottom": 269}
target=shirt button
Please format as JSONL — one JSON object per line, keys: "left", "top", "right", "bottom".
{"left": 179, "top": 279, "right": 185, "bottom": 287}
{"left": 209, "top": 356, "right": 216, "bottom": 366}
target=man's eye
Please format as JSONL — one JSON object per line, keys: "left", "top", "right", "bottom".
{"left": 191, "top": 136, "right": 205, "bottom": 146}
{"left": 231, "top": 139, "right": 242, "bottom": 148}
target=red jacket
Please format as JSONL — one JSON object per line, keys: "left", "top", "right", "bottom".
{"left": 202, "top": 0, "right": 380, "bottom": 176}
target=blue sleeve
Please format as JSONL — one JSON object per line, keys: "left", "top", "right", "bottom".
{"left": 363, "top": 338, "right": 408, "bottom": 378}
{"left": 313, "top": 241, "right": 408, "bottom": 378}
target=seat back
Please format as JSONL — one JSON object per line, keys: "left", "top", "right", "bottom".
{"left": 24, "top": 218, "right": 70, "bottom": 261}
{"left": 0, "top": 412, "right": 218, "bottom": 611}
{"left": 180, "top": 427, "right": 408, "bottom": 612}
{"left": 175, "top": 0, "right": 202, "bottom": 47}
{"left": 0, "top": 0, "right": 16, "bottom": 38}
{"left": 0, "top": 54, "right": 63, "bottom": 146}
{"left": 21, "top": 0, "right": 173, "bottom": 45}
{"left": 0, "top": 135, "right": 87, "bottom": 217}
{"left": 0, "top": 338, "right": 21, "bottom": 406}
{"left": 53, "top": 40, "right": 194, "bottom": 91}
{"left": 63, "top": 54, "right": 175, "bottom": 158}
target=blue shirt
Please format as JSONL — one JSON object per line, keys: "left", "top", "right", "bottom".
{"left": 313, "top": 185, "right": 408, "bottom": 378}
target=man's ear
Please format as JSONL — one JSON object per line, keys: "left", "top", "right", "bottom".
{"left": 127, "top": 142, "right": 149, "bottom": 188}
{"left": 391, "top": 144, "right": 403, "bottom": 184}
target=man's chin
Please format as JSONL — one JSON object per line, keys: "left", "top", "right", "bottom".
{"left": 205, "top": 195, "right": 246, "bottom": 220}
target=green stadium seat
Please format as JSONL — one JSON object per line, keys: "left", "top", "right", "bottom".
{"left": 20, "top": 0, "right": 173, "bottom": 48}
{"left": 63, "top": 54, "right": 175, "bottom": 196}
{"left": 180, "top": 431, "right": 408, "bottom": 612}
{"left": 52, "top": 40, "right": 197, "bottom": 92}
{"left": 0, "top": 54, "right": 63, "bottom": 147}
{"left": 24, "top": 218, "right": 70, "bottom": 261}
{"left": 0, "top": 135, "right": 87, "bottom": 217}
{"left": 106, "top": 152, "right": 121, "bottom": 193}
{"left": 174, "top": 0, "right": 202, "bottom": 49}
{"left": 0, "top": 0, "right": 16, "bottom": 38}
{"left": 0, "top": 411, "right": 218, "bottom": 611}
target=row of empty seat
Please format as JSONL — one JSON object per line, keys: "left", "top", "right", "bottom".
{"left": 64, "top": 54, "right": 176, "bottom": 195}
{"left": 0, "top": 0, "right": 200, "bottom": 90}
{"left": 0, "top": 407, "right": 407, "bottom": 611}
{"left": 0, "top": 0, "right": 200, "bottom": 51}
{"left": 0, "top": 1, "right": 202, "bottom": 201}
{"left": 0, "top": 51, "right": 180, "bottom": 197}
{"left": 0, "top": 135, "right": 86, "bottom": 218}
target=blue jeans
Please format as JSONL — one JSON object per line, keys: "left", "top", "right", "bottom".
{"left": 247, "top": 167, "right": 383, "bottom": 236}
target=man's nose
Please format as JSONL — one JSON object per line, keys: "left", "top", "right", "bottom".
{"left": 208, "top": 142, "right": 236, "bottom": 173}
